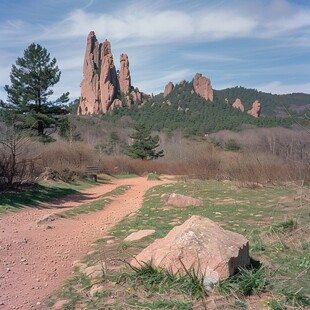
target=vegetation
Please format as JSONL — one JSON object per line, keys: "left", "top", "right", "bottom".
{"left": 103, "top": 81, "right": 302, "bottom": 135}
{"left": 127, "top": 125, "right": 164, "bottom": 160}
{"left": 48, "top": 180, "right": 310, "bottom": 309}
{"left": 1, "top": 43, "right": 69, "bottom": 136}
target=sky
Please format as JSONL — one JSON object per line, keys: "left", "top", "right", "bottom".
{"left": 0, "top": 0, "right": 310, "bottom": 102}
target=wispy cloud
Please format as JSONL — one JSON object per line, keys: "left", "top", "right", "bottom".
{"left": 257, "top": 81, "right": 310, "bottom": 95}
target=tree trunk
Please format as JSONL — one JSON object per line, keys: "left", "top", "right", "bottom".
{"left": 38, "top": 120, "right": 44, "bottom": 136}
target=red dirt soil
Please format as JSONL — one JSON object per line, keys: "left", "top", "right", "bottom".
{"left": 0, "top": 176, "right": 171, "bottom": 309}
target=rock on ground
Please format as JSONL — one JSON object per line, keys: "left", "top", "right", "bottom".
{"left": 124, "top": 229, "right": 155, "bottom": 242}
{"left": 161, "top": 193, "right": 203, "bottom": 207}
{"left": 131, "top": 215, "right": 250, "bottom": 287}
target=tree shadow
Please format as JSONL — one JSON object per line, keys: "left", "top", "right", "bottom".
{"left": 0, "top": 183, "right": 105, "bottom": 211}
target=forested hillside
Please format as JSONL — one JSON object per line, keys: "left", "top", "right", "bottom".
{"left": 102, "top": 81, "right": 303, "bottom": 135}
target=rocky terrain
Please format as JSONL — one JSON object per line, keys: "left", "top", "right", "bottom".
{"left": 78, "top": 31, "right": 262, "bottom": 117}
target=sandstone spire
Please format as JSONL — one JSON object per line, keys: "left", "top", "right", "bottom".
{"left": 163, "top": 82, "right": 174, "bottom": 97}
{"left": 78, "top": 31, "right": 100, "bottom": 115}
{"left": 78, "top": 33, "right": 118, "bottom": 114}
{"left": 193, "top": 73, "right": 213, "bottom": 102}
{"left": 247, "top": 100, "right": 261, "bottom": 117}
{"left": 119, "top": 54, "right": 131, "bottom": 94}
{"left": 232, "top": 98, "right": 244, "bottom": 112}
{"left": 99, "top": 40, "right": 118, "bottom": 113}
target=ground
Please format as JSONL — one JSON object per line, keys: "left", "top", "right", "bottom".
{"left": 1, "top": 177, "right": 309, "bottom": 310}
{"left": 0, "top": 176, "right": 171, "bottom": 309}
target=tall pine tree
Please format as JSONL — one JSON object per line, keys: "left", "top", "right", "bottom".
{"left": 2, "top": 43, "right": 69, "bottom": 135}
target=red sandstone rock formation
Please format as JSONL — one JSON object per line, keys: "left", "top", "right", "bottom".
{"left": 232, "top": 98, "right": 245, "bottom": 112}
{"left": 99, "top": 40, "right": 118, "bottom": 113}
{"left": 78, "top": 31, "right": 101, "bottom": 115}
{"left": 119, "top": 54, "right": 131, "bottom": 94}
{"left": 247, "top": 100, "right": 261, "bottom": 117}
{"left": 163, "top": 82, "right": 174, "bottom": 97}
{"left": 78, "top": 33, "right": 118, "bottom": 114}
{"left": 193, "top": 73, "right": 214, "bottom": 102}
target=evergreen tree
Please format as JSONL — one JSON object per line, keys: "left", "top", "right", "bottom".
{"left": 127, "top": 125, "right": 164, "bottom": 160}
{"left": 2, "top": 43, "right": 69, "bottom": 135}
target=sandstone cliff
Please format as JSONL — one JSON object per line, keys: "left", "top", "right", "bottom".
{"left": 193, "top": 73, "right": 214, "bottom": 102}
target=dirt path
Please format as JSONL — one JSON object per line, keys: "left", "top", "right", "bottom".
{"left": 0, "top": 176, "right": 172, "bottom": 310}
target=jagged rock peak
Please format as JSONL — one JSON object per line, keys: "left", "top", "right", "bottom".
{"left": 247, "top": 100, "right": 261, "bottom": 118}
{"left": 119, "top": 53, "right": 131, "bottom": 94}
{"left": 78, "top": 32, "right": 118, "bottom": 115}
{"left": 163, "top": 82, "right": 174, "bottom": 97}
{"left": 232, "top": 98, "right": 244, "bottom": 112}
{"left": 193, "top": 73, "right": 214, "bottom": 102}
{"left": 78, "top": 31, "right": 101, "bottom": 115}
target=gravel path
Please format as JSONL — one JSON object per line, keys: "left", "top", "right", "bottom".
{"left": 0, "top": 176, "right": 170, "bottom": 309}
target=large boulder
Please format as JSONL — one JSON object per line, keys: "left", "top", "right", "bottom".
{"left": 247, "top": 100, "right": 261, "bottom": 118}
{"left": 161, "top": 193, "right": 203, "bottom": 207}
{"left": 193, "top": 73, "right": 214, "bottom": 102}
{"left": 131, "top": 216, "right": 250, "bottom": 287}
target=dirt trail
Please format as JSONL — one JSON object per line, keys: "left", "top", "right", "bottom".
{"left": 0, "top": 176, "right": 171, "bottom": 310}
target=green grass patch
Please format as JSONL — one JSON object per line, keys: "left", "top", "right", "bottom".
{"left": 0, "top": 180, "right": 98, "bottom": 215}
{"left": 55, "top": 197, "right": 112, "bottom": 218}
{"left": 111, "top": 173, "right": 138, "bottom": 179}
{"left": 101, "top": 185, "right": 130, "bottom": 197}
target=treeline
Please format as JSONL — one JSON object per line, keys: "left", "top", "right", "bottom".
{"left": 215, "top": 86, "right": 310, "bottom": 116}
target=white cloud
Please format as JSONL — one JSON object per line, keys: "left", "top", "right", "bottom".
{"left": 257, "top": 81, "right": 310, "bottom": 95}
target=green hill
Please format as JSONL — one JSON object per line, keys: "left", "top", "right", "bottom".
{"left": 102, "top": 81, "right": 307, "bottom": 135}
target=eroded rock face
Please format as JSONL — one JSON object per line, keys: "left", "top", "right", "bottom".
{"left": 78, "top": 31, "right": 131, "bottom": 115}
{"left": 232, "top": 98, "right": 245, "bottom": 112}
{"left": 247, "top": 100, "right": 261, "bottom": 118}
{"left": 119, "top": 53, "right": 131, "bottom": 94}
{"left": 78, "top": 31, "right": 101, "bottom": 115}
{"left": 164, "top": 82, "right": 174, "bottom": 97}
{"left": 193, "top": 73, "right": 214, "bottom": 102}
{"left": 131, "top": 215, "right": 250, "bottom": 284}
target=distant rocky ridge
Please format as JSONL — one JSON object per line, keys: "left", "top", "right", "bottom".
{"left": 78, "top": 31, "right": 261, "bottom": 117}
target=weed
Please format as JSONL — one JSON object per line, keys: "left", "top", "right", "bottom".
{"left": 269, "top": 219, "right": 297, "bottom": 234}
{"left": 128, "top": 261, "right": 207, "bottom": 299}
{"left": 277, "top": 287, "right": 310, "bottom": 308}
{"left": 219, "top": 265, "right": 269, "bottom": 297}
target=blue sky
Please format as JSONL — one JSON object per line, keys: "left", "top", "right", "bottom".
{"left": 0, "top": 0, "right": 310, "bottom": 102}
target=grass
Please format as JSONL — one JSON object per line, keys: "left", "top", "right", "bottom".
{"left": 0, "top": 180, "right": 98, "bottom": 215}
{"left": 47, "top": 180, "right": 310, "bottom": 309}
{"left": 111, "top": 173, "right": 138, "bottom": 179}
{"left": 46, "top": 185, "right": 130, "bottom": 219}
{"left": 101, "top": 185, "right": 130, "bottom": 197}
{"left": 55, "top": 197, "right": 112, "bottom": 218}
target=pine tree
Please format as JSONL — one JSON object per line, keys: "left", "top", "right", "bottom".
{"left": 2, "top": 43, "right": 69, "bottom": 135}
{"left": 127, "top": 125, "right": 164, "bottom": 160}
